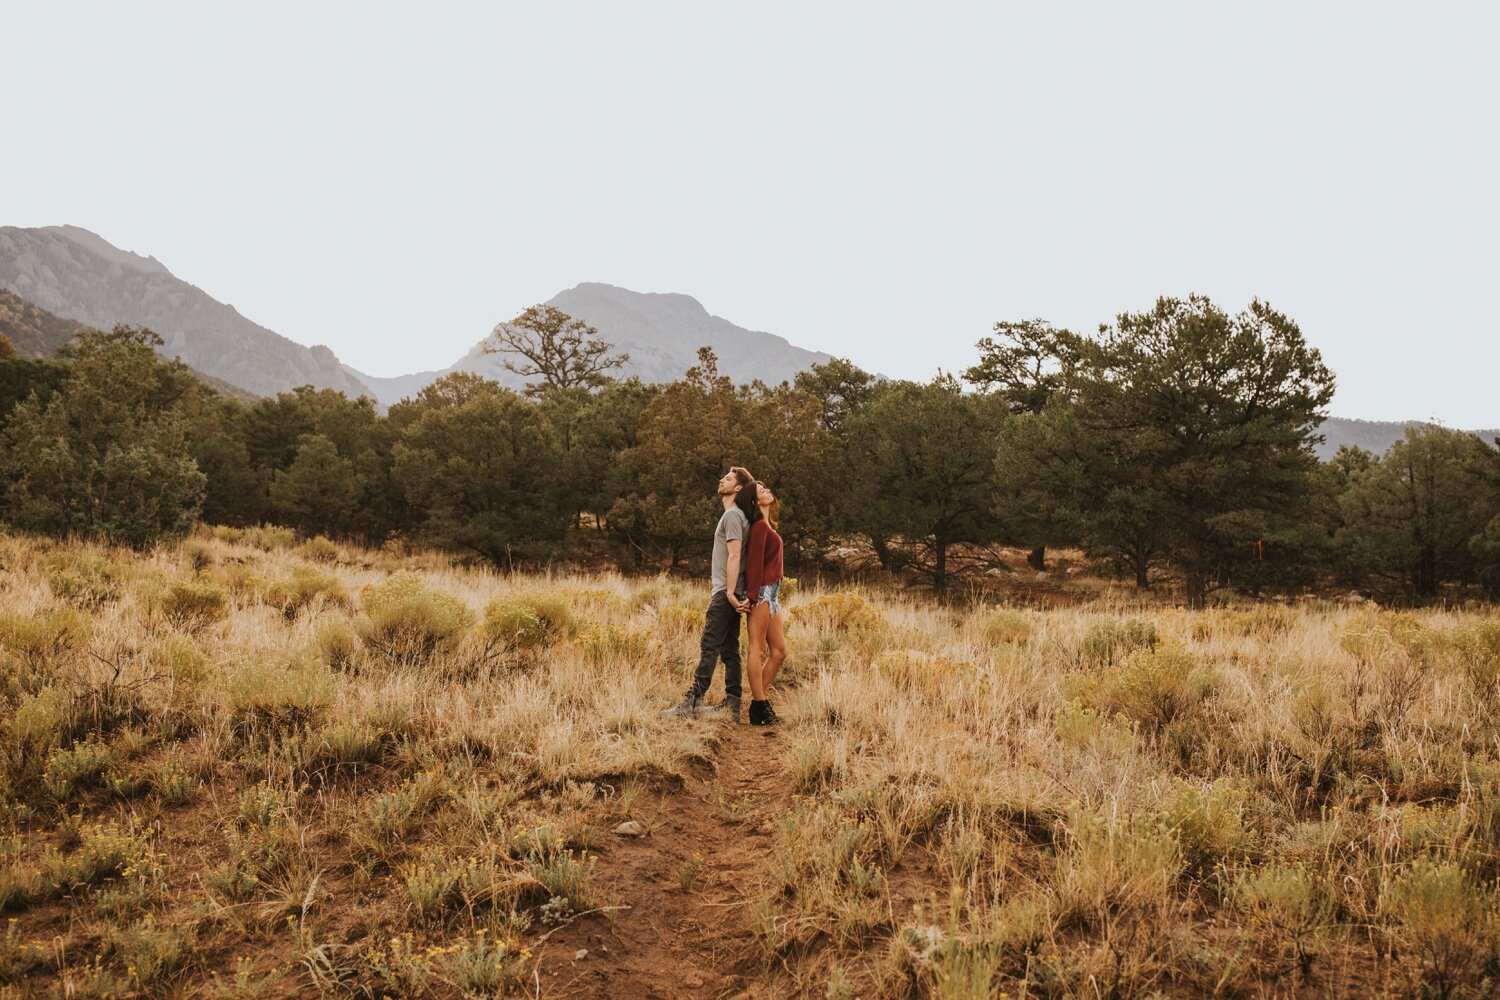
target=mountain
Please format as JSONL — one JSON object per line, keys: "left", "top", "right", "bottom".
{"left": 0, "top": 287, "right": 257, "bottom": 402}
{"left": 0, "top": 286, "right": 86, "bottom": 356}
{"left": 0, "top": 226, "right": 371, "bottom": 399}
{"left": 346, "top": 282, "right": 833, "bottom": 406}
{"left": 1316, "top": 416, "right": 1500, "bottom": 460}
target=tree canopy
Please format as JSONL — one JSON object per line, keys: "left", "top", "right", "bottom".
{"left": 484, "top": 304, "right": 629, "bottom": 396}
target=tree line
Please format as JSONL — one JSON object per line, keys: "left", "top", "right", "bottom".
{"left": 1, "top": 297, "right": 1497, "bottom": 605}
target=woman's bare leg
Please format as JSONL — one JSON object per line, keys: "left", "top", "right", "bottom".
{"left": 746, "top": 603, "right": 770, "bottom": 701}
{"left": 763, "top": 610, "right": 788, "bottom": 692}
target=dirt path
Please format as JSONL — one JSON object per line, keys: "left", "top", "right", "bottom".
{"left": 534, "top": 721, "right": 794, "bottom": 999}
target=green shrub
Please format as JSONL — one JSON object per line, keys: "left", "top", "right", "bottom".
{"left": 105, "top": 915, "right": 191, "bottom": 991}
{"left": 1, "top": 917, "right": 47, "bottom": 978}
{"left": 1448, "top": 620, "right": 1500, "bottom": 696}
{"left": 311, "top": 722, "right": 390, "bottom": 772}
{"left": 791, "top": 593, "right": 882, "bottom": 634}
{"left": 238, "top": 782, "right": 293, "bottom": 829}
{"left": 180, "top": 539, "right": 215, "bottom": 574}
{"left": 42, "top": 738, "right": 117, "bottom": 800}
{"left": 357, "top": 572, "right": 474, "bottom": 664}
{"left": 153, "top": 580, "right": 229, "bottom": 633}
{"left": 1054, "top": 701, "right": 1136, "bottom": 755}
{"left": 442, "top": 930, "right": 530, "bottom": 995}
{"left": 1382, "top": 858, "right": 1493, "bottom": 996}
{"left": 1234, "top": 862, "right": 1333, "bottom": 975}
{"left": 0, "top": 609, "right": 91, "bottom": 674}
{"left": 1158, "top": 779, "right": 1248, "bottom": 877}
{"left": 315, "top": 617, "right": 360, "bottom": 672}
{"left": 1074, "top": 644, "right": 1215, "bottom": 732}
{"left": 224, "top": 657, "right": 335, "bottom": 737}
{"left": 300, "top": 535, "right": 340, "bottom": 563}
{"left": 481, "top": 591, "right": 576, "bottom": 652}
{"left": 1053, "top": 805, "right": 1182, "bottom": 930}
{"left": 577, "top": 622, "right": 649, "bottom": 663}
{"left": 653, "top": 605, "right": 702, "bottom": 639}
{"left": 258, "top": 565, "right": 350, "bottom": 621}
{"left": 979, "top": 608, "right": 1033, "bottom": 645}
{"left": 38, "top": 820, "right": 155, "bottom": 897}
{"left": 241, "top": 525, "right": 296, "bottom": 551}
{"left": 145, "top": 635, "right": 209, "bottom": 700}
{"left": 3, "top": 686, "right": 72, "bottom": 772}
{"left": 1081, "top": 617, "right": 1158, "bottom": 667}
{"left": 47, "top": 554, "right": 124, "bottom": 611}
{"left": 154, "top": 764, "right": 195, "bottom": 804}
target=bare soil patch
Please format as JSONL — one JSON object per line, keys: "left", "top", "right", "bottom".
{"left": 536, "top": 721, "right": 794, "bottom": 999}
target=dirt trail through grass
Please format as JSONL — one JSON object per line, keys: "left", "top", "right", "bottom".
{"left": 536, "top": 721, "right": 793, "bottom": 999}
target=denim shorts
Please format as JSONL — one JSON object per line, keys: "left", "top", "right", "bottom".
{"left": 757, "top": 581, "right": 781, "bottom": 615}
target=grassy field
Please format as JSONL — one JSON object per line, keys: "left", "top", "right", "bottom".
{"left": 1, "top": 529, "right": 1499, "bottom": 998}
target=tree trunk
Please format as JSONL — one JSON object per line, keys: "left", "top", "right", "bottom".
{"left": 1184, "top": 570, "right": 1206, "bottom": 609}
{"left": 871, "top": 534, "right": 893, "bottom": 571}
{"left": 1133, "top": 553, "right": 1150, "bottom": 589}
{"left": 1417, "top": 543, "right": 1438, "bottom": 600}
{"left": 1027, "top": 545, "right": 1047, "bottom": 572}
{"left": 934, "top": 539, "right": 947, "bottom": 594}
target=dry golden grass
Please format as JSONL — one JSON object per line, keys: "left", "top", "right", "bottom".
{"left": 1, "top": 527, "right": 1499, "bottom": 997}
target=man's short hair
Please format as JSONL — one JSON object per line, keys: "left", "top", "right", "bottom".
{"left": 728, "top": 466, "right": 755, "bottom": 493}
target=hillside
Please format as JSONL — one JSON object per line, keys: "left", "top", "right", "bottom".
{"left": 348, "top": 282, "right": 833, "bottom": 405}
{"left": 1, "top": 530, "right": 1495, "bottom": 997}
{"left": 1317, "top": 415, "right": 1500, "bottom": 459}
{"left": 0, "top": 286, "right": 87, "bottom": 356}
{"left": 0, "top": 287, "right": 257, "bottom": 403}
{"left": 0, "top": 226, "right": 371, "bottom": 399}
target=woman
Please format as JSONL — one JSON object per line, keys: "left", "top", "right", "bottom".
{"left": 743, "top": 481, "right": 787, "bottom": 725}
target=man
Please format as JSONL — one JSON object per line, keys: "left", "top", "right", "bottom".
{"left": 664, "top": 466, "right": 754, "bottom": 720}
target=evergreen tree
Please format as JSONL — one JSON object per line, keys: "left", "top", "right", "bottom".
{"left": 845, "top": 377, "right": 1007, "bottom": 592}
{"left": 992, "top": 296, "right": 1334, "bottom": 605}
{"left": 1338, "top": 426, "right": 1497, "bottom": 600}
{"left": 0, "top": 326, "right": 205, "bottom": 546}
{"left": 392, "top": 374, "right": 568, "bottom": 567}
{"left": 268, "top": 434, "right": 359, "bottom": 534}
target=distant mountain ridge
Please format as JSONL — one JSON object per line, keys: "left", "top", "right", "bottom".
{"left": 0, "top": 226, "right": 371, "bottom": 399}
{"left": 0, "top": 287, "right": 257, "bottom": 402}
{"left": 0, "top": 286, "right": 86, "bottom": 357}
{"left": 2, "top": 225, "right": 1492, "bottom": 452}
{"left": 1317, "top": 416, "right": 1500, "bottom": 460}
{"left": 346, "top": 282, "right": 834, "bottom": 405}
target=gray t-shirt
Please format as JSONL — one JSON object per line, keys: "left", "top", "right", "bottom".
{"left": 711, "top": 506, "right": 749, "bottom": 596}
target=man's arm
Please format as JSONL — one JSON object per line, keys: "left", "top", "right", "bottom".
{"left": 724, "top": 538, "right": 744, "bottom": 611}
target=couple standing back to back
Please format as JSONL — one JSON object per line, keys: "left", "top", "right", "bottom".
{"left": 664, "top": 466, "right": 787, "bottom": 725}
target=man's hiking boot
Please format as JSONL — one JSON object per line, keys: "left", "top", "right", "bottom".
{"left": 749, "top": 700, "right": 780, "bottom": 726}
{"left": 663, "top": 690, "right": 702, "bottom": 717}
{"left": 706, "top": 695, "right": 742, "bottom": 721}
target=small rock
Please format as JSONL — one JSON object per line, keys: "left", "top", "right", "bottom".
{"left": 574, "top": 948, "right": 588, "bottom": 961}
{"left": 613, "top": 820, "right": 646, "bottom": 837}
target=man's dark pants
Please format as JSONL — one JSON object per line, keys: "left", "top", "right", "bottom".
{"left": 690, "top": 590, "right": 742, "bottom": 700}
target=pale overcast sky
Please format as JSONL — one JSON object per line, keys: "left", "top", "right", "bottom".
{"left": 4, "top": 2, "right": 1496, "bottom": 425}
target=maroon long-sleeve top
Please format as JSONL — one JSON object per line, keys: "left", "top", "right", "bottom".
{"left": 745, "top": 518, "right": 783, "bottom": 599}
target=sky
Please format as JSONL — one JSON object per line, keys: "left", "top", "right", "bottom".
{"left": 4, "top": 2, "right": 1497, "bottom": 425}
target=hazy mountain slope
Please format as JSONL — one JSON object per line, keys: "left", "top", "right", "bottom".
{"left": 0, "top": 287, "right": 257, "bottom": 402}
{"left": 0, "top": 286, "right": 87, "bottom": 356}
{"left": 1317, "top": 416, "right": 1500, "bottom": 459}
{"left": 349, "top": 282, "right": 833, "bottom": 405}
{"left": 0, "top": 226, "right": 370, "bottom": 399}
